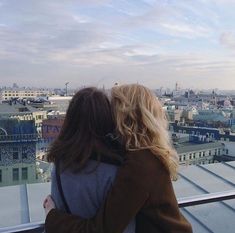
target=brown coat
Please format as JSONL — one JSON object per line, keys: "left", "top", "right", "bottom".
{"left": 45, "top": 149, "right": 193, "bottom": 233}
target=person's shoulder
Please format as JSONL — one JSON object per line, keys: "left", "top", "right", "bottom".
{"left": 128, "top": 150, "right": 174, "bottom": 193}
{"left": 127, "top": 149, "right": 164, "bottom": 167}
{"left": 126, "top": 149, "right": 168, "bottom": 177}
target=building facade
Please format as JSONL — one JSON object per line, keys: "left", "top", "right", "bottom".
{"left": 0, "top": 102, "right": 47, "bottom": 135}
{"left": 177, "top": 141, "right": 225, "bottom": 166}
{"left": 0, "top": 119, "right": 39, "bottom": 187}
{"left": 0, "top": 88, "right": 50, "bottom": 100}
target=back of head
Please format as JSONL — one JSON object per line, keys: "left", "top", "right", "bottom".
{"left": 111, "top": 84, "right": 178, "bottom": 180}
{"left": 47, "top": 87, "right": 117, "bottom": 171}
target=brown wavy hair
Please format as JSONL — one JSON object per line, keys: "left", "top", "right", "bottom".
{"left": 111, "top": 84, "right": 178, "bottom": 180}
{"left": 47, "top": 87, "right": 122, "bottom": 172}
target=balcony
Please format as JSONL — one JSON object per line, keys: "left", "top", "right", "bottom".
{"left": 0, "top": 134, "right": 38, "bottom": 143}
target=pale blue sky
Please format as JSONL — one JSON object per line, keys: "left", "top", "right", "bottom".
{"left": 0, "top": 0, "right": 235, "bottom": 89}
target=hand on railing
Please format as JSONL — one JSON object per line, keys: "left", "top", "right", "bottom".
{"left": 43, "top": 195, "right": 56, "bottom": 217}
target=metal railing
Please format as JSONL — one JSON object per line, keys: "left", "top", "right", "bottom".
{"left": 1, "top": 190, "right": 235, "bottom": 233}
{"left": 0, "top": 222, "right": 44, "bottom": 233}
{"left": 178, "top": 189, "right": 235, "bottom": 207}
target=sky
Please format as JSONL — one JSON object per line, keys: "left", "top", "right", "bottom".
{"left": 0, "top": 0, "right": 235, "bottom": 89}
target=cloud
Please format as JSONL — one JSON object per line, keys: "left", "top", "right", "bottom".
{"left": 0, "top": 0, "right": 119, "bottom": 64}
{"left": 213, "top": 0, "right": 235, "bottom": 4}
{"left": 0, "top": 0, "right": 235, "bottom": 89}
{"left": 115, "top": 0, "right": 216, "bottom": 39}
{"left": 160, "top": 23, "right": 210, "bottom": 39}
{"left": 220, "top": 32, "right": 235, "bottom": 49}
{"left": 73, "top": 0, "right": 111, "bottom": 5}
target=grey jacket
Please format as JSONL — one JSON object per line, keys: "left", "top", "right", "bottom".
{"left": 51, "top": 160, "right": 136, "bottom": 233}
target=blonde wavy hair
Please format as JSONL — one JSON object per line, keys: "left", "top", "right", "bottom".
{"left": 111, "top": 84, "right": 178, "bottom": 180}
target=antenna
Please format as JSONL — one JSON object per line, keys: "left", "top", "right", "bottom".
{"left": 65, "top": 82, "right": 69, "bottom": 96}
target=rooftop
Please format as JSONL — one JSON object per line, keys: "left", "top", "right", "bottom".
{"left": 1, "top": 161, "right": 235, "bottom": 232}
{"left": 176, "top": 141, "right": 223, "bottom": 154}
{"left": 0, "top": 102, "right": 39, "bottom": 114}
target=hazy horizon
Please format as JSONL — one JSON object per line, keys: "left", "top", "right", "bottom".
{"left": 0, "top": 0, "right": 235, "bottom": 89}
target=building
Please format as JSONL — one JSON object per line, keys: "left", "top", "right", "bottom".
{"left": 36, "top": 118, "right": 64, "bottom": 160}
{"left": 41, "top": 118, "right": 64, "bottom": 141}
{"left": 166, "top": 109, "right": 182, "bottom": 122}
{"left": 0, "top": 88, "right": 50, "bottom": 100}
{"left": 172, "top": 132, "right": 230, "bottom": 165}
{"left": 193, "top": 109, "right": 229, "bottom": 123}
{"left": 170, "top": 123, "right": 235, "bottom": 142}
{"left": 0, "top": 119, "right": 39, "bottom": 187}
{"left": 0, "top": 101, "right": 47, "bottom": 134}
{"left": 170, "top": 123, "right": 221, "bottom": 139}
{"left": 176, "top": 140, "right": 225, "bottom": 166}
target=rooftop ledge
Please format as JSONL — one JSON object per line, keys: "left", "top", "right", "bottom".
{"left": 1, "top": 190, "right": 235, "bottom": 233}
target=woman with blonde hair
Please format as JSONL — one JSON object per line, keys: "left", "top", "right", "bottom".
{"left": 44, "top": 84, "right": 192, "bottom": 233}
{"left": 111, "top": 84, "right": 178, "bottom": 180}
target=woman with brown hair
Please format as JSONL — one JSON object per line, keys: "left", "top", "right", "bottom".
{"left": 45, "top": 87, "right": 135, "bottom": 233}
{"left": 44, "top": 84, "right": 192, "bottom": 233}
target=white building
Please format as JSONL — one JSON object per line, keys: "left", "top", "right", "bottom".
{"left": 177, "top": 141, "right": 225, "bottom": 166}
{"left": 0, "top": 88, "right": 50, "bottom": 100}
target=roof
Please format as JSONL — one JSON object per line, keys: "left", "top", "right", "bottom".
{"left": 0, "top": 183, "right": 51, "bottom": 228}
{"left": 174, "top": 161, "right": 235, "bottom": 233}
{"left": 0, "top": 102, "right": 38, "bottom": 115}
{"left": 176, "top": 141, "right": 224, "bottom": 154}
{"left": 1, "top": 162, "right": 235, "bottom": 232}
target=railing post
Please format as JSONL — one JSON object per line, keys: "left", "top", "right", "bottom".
{"left": 20, "top": 184, "right": 30, "bottom": 224}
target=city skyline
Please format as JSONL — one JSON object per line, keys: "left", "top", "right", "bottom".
{"left": 0, "top": 0, "right": 235, "bottom": 89}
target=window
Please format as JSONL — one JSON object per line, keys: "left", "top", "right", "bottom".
{"left": 209, "top": 150, "right": 211, "bottom": 156}
{"left": 13, "top": 147, "right": 19, "bottom": 160}
{"left": 22, "top": 146, "right": 28, "bottom": 159}
{"left": 0, "top": 170, "right": 2, "bottom": 183}
{"left": 12, "top": 168, "right": 19, "bottom": 181}
{"left": 199, "top": 152, "right": 202, "bottom": 157}
{"left": 203, "top": 151, "right": 206, "bottom": 157}
{"left": 22, "top": 167, "right": 28, "bottom": 180}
